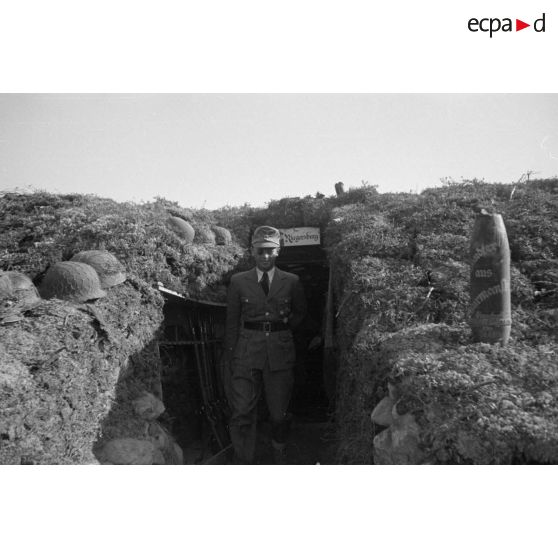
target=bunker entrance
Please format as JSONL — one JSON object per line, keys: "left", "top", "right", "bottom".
{"left": 157, "top": 239, "right": 333, "bottom": 463}
{"left": 276, "top": 241, "right": 332, "bottom": 423}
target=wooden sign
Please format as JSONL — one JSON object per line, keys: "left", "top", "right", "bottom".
{"left": 279, "top": 227, "right": 321, "bottom": 246}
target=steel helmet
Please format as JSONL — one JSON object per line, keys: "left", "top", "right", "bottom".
{"left": 39, "top": 261, "right": 106, "bottom": 302}
{"left": 0, "top": 271, "right": 42, "bottom": 320}
{"left": 195, "top": 225, "right": 216, "bottom": 245}
{"left": 70, "top": 250, "right": 126, "bottom": 288}
{"left": 212, "top": 225, "right": 232, "bottom": 246}
{"left": 166, "top": 216, "right": 195, "bottom": 243}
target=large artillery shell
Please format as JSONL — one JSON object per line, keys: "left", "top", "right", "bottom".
{"left": 469, "top": 212, "right": 511, "bottom": 345}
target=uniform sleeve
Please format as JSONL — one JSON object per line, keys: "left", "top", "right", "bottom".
{"left": 224, "top": 276, "right": 241, "bottom": 356}
{"left": 288, "top": 275, "right": 307, "bottom": 330}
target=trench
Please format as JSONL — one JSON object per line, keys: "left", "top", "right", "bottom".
{"left": 157, "top": 242, "right": 337, "bottom": 464}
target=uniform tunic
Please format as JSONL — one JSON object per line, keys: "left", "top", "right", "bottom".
{"left": 225, "top": 266, "right": 307, "bottom": 463}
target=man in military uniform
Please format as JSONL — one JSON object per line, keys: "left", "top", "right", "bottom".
{"left": 224, "top": 225, "right": 307, "bottom": 464}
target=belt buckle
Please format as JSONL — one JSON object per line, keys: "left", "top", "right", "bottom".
{"left": 263, "top": 321, "right": 272, "bottom": 333}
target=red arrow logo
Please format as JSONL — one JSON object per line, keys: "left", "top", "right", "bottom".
{"left": 516, "top": 19, "right": 530, "bottom": 31}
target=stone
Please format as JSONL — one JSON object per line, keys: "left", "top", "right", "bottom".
{"left": 100, "top": 438, "right": 158, "bottom": 465}
{"left": 132, "top": 391, "right": 165, "bottom": 420}
{"left": 148, "top": 422, "right": 171, "bottom": 450}
{"left": 148, "top": 422, "right": 184, "bottom": 464}
{"left": 373, "top": 413, "right": 423, "bottom": 465}
{"left": 172, "top": 443, "right": 184, "bottom": 465}
{"left": 373, "top": 428, "right": 395, "bottom": 464}
{"left": 152, "top": 449, "right": 166, "bottom": 465}
{"left": 371, "top": 396, "right": 395, "bottom": 426}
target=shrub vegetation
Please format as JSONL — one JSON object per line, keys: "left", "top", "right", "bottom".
{"left": 1, "top": 178, "right": 557, "bottom": 464}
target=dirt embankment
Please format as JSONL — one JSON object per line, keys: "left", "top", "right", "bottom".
{"left": 323, "top": 180, "right": 558, "bottom": 464}
{"left": 2, "top": 181, "right": 557, "bottom": 465}
{"left": 1, "top": 191, "right": 244, "bottom": 464}
{"left": 1, "top": 278, "right": 163, "bottom": 464}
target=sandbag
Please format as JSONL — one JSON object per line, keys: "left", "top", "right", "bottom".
{"left": 132, "top": 391, "right": 165, "bottom": 420}
{"left": 370, "top": 396, "right": 395, "bottom": 426}
{"left": 373, "top": 413, "right": 423, "bottom": 465}
{"left": 100, "top": 438, "right": 158, "bottom": 465}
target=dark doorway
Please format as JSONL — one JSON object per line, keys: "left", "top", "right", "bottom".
{"left": 157, "top": 240, "right": 334, "bottom": 464}
{"left": 276, "top": 243, "right": 331, "bottom": 423}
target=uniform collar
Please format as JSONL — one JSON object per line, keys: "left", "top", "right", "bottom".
{"left": 256, "top": 266, "right": 276, "bottom": 283}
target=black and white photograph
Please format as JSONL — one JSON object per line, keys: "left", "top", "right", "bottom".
{"left": 2, "top": 93, "right": 557, "bottom": 467}
{"left": 1, "top": 2, "right": 557, "bottom": 557}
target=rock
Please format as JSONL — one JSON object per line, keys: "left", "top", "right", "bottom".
{"left": 152, "top": 449, "right": 166, "bottom": 465}
{"left": 373, "top": 428, "right": 394, "bottom": 464}
{"left": 100, "top": 438, "right": 159, "bottom": 465}
{"left": 172, "top": 443, "right": 184, "bottom": 465}
{"left": 148, "top": 422, "right": 171, "bottom": 450}
{"left": 132, "top": 391, "right": 165, "bottom": 420}
{"left": 1, "top": 271, "right": 42, "bottom": 323}
{"left": 148, "top": 422, "right": 184, "bottom": 464}
{"left": 0, "top": 270, "right": 42, "bottom": 309}
{"left": 373, "top": 413, "right": 423, "bottom": 464}
{"left": 371, "top": 396, "right": 395, "bottom": 426}
{"left": 150, "top": 422, "right": 178, "bottom": 448}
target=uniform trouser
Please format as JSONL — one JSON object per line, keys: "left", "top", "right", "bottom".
{"left": 229, "top": 358, "right": 293, "bottom": 464}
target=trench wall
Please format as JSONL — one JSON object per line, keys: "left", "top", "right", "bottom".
{"left": 0, "top": 191, "right": 243, "bottom": 464}
{"left": 324, "top": 180, "right": 558, "bottom": 464}
{"left": 0, "top": 279, "right": 167, "bottom": 464}
{"left": 2, "top": 182, "right": 557, "bottom": 465}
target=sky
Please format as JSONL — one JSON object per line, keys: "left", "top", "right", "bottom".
{"left": 1, "top": 93, "right": 558, "bottom": 209}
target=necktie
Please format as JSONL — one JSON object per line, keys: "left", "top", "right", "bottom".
{"left": 260, "top": 271, "right": 269, "bottom": 296}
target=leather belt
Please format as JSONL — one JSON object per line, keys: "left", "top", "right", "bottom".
{"left": 243, "top": 321, "right": 289, "bottom": 332}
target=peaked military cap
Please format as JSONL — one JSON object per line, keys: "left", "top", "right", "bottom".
{"left": 252, "top": 225, "right": 281, "bottom": 248}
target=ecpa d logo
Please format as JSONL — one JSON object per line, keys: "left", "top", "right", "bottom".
{"left": 468, "top": 13, "right": 546, "bottom": 37}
